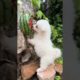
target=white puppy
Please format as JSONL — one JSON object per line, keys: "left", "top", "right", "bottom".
{"left": 28, "top": 20, "right": 61, "bottom": 72}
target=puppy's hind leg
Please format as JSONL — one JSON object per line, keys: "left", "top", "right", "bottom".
{"left": 37, "top": 56, "right": 53, "bottom": 72}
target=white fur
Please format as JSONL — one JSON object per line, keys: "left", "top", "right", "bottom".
{"left": 28, "top": 20, "right": 61, "bottom": 72}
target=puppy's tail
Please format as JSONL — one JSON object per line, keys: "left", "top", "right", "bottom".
{"left": 53, "top": 48, "right": 62, "bottom": 59}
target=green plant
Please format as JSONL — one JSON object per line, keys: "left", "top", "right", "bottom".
{"left": 19, "top": 13, "right": 32, "bottom": 36}
{"left": 51, "top": 24, "right": 63, "bottom": 49}
{"left": 55, "top": 75, "right": 62, "bottom": 80}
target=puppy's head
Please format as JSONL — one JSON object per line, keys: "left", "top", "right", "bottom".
{"left": 33, "top": 20, "right": 51, "bottom": 35}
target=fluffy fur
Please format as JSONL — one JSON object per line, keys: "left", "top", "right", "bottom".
{"left": 28, "top": 20, "right": 61, "bottom": 72}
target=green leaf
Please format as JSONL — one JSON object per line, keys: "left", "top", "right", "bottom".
{"left": 19, "top": 13, "right": 32, "bottom": 35}
{"left": 32, "top": 0, "right": 41, "bottom": 9}
{"left": 24, "top": 14, "right": 30, "bottom": 22}
{"left": 51, "top": 25, "right": 58, "bottom": 40}
{"left": 55, "top": 57, "right": 63, "bottom": 64}
{"left": 43, "top": 16, "right": 49, "bottom": 21}
{"left": 57, "top": 38, "right": 62, "bottom": 43}
{"left": 55, "top": 75, "right": 61, "bottom": 80}
{"left": 36, "top": 10, "right": 43, "bottom": 19}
